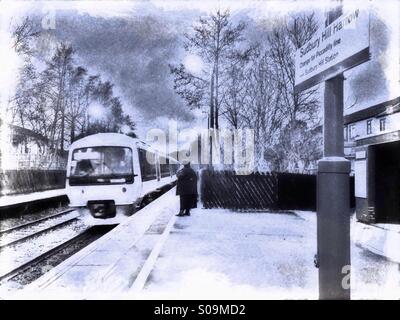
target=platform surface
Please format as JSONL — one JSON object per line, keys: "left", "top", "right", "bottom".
{"left": 9, "top": 195, "right": 400, "bottom": 300}
{"left": 353, "top": 220, "right": 400, "bottom": 263}
{"left": 0, "top": 189, "right": 66, "bottom": 208}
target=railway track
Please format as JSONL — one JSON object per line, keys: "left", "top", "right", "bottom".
{"left": 0, "top": 182, "right": 176, "bottom": 291}
{"left": 0, "top": 224, "right": 116, "bottom": 287}
{"left": 0, "top": 209, "right": 79, "bottom": 249}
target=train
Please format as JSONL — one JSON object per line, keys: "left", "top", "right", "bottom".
{"left": 66, "top": 133, "right": 180, "bottom": 224}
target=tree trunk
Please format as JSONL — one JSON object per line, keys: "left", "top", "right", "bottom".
{"left": 70, "top": 118, "right": 75, "bottom": 143}
{"left": 215, "top": 55, "right": 219, "bottom": 130}
{"left": 60, "top": 101, "right": 65, "bottom": 151}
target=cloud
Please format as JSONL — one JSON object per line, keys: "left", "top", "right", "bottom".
{"left": 9, "top": 1, "right": 399, "bottom": 135}
{"left": 32, "top": 6, "right": 201, "bottom": 136}
{"left": 21, "top": 2, "right": 322, "bottom": 135}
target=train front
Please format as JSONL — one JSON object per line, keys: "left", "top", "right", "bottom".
{"left": 66, "top": 142, "right": 138, "bottom": 222}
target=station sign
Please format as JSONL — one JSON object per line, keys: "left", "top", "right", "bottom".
{"left": 295, "top": 8, "right": 370, "bottom": 93}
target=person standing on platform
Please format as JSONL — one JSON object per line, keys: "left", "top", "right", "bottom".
{"left": 176, "top": 161, "right": 198, "bottom": 216}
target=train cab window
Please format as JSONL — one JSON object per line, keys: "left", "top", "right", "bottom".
{"left": 138, "top": 148, "right": 157, "bottom": 181}
{"left": 70, "top": 147, "right": 134, "bottom": 185}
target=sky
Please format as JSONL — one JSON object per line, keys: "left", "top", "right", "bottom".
{"left": 1, "top": 0, "right": 399, "bottom": 140}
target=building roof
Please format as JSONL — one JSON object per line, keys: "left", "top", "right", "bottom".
{"left": 344, "top": 97, "right": 400, "bottom": 125}
{"left": 10, "top": 125, "right": 49, "bottom": 144}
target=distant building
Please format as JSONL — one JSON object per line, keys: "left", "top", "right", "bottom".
{"left": 0, "top": 125, "right": 67, "bottom": 170}
{"left": 344, "top": 97, "right": 400, "bottom": 223}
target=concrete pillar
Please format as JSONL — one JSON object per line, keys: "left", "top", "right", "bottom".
{"left": 317, "top": 75, "right": 351, "bottom": 299}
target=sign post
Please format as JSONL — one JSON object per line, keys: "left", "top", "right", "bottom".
{"left": 295, "top": 6, "right": 370, "bottom": 300}
{"left": 318, "top": 74, "right": 351, "bottom": 299}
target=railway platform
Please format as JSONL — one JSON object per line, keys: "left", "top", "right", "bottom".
{"left": 353, "top": 221, "right": 400, "bottom": 263}
{"left": 6, "top": 188, "right": 400, "bottom": 300}
{"left": 0, "top": 189, "right": 67, "bottom": 208}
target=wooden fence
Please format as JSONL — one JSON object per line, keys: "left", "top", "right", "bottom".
{"left": 200, "top": 170, "right": 355, "bottom": 211}
{"left": 0, "top": 170, "right": 66, "bottom": 196}
{"left": 201, "top": 170, "right": 278, "bottom": 210}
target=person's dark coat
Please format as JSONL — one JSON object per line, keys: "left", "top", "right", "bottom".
{"left": 176, "top": 165, "right": 198, "bottom": 211}
{"left": 176, "top": 166, "right": 198, "bottom": 196}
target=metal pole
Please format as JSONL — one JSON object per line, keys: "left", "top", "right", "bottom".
{"left": 209, "top": 66, "right": 215, "bottom": 169}
{"left": 317, "top": 74, "right": 351, "bottom": 299}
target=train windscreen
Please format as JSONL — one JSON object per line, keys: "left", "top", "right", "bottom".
{"left": 69, "top": 147, "right": 133, "bottom": 185}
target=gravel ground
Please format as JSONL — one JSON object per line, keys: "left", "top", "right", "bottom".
{"left": 6, "top": 224, "right": 116, "bottom": 289}
{"left": 0, "top": 211, "right": 79, "bottom": 247}
{"left": 0, "top": 219, "right": 88, "bottom": 279}
{"left": 0, "top": 205, "right": 70, "bottom": 230}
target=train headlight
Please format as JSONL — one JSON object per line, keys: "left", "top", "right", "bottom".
{"left": 122, "top": 187, "right": 127, "bottom": 193}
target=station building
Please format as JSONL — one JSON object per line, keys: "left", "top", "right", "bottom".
{"left": 344, "top": 96, "right": 400, "bottom": 224}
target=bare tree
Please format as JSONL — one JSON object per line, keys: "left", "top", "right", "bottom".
{"left": 239, "top": 49, "right": 286, "bottom": 170}
{"left": 268, "top": 14, "right": 319, "bottom": 125}
{"left": 12, "top": 17, "right": 40, "bottom": 55}
{"left": 11, "top": 21, "right": 137, "bottom": 155}
{"left": 41, "top": 42, "right": 74, "bottom": 152}
{"left": 220, "top": 47, "right": 255, "bottom": 129}
{"left": 266, "top": 13, "right": 322, "bottom": 171}
{"left": 171, "top": 11, "right": 321, "bottom": 172}
{"left": 171, "top": 9, "right": 247, "bottom": 130}
{"left": 65, "top": 66, "right": 89, "bottom": 143}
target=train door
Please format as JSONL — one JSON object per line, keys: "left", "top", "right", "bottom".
{"left": 137, "top": 148, "right": 158, "bottom": 196}
{"left": 155, "top": 153, "right": 161, "bottom": 182}
{"left": 131, "top": 146, "right": 142, "bottom": 201}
